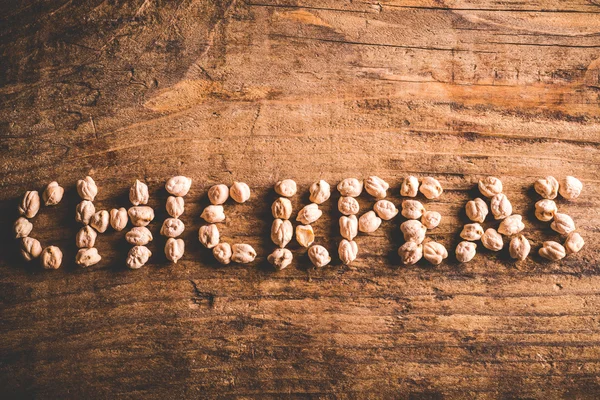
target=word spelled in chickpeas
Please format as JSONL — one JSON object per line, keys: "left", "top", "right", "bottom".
{"left": 13, "top": 175, "right": 585, "bottom": 271}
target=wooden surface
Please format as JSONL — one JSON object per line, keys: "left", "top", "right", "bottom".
{"left": 1, "top": 0, "right": 600, "bottom": 398}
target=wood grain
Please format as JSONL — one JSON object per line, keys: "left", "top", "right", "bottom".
{"left": 1, "top": 0, "right": 600, "bottom": 398}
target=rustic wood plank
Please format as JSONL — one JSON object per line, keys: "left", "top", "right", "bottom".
{"left": 1, "top": 0, "right": 600, "bottom": 398}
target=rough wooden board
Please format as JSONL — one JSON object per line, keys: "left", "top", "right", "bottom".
{"left": 1, "top": 0, "right": 600, "bottom": 398}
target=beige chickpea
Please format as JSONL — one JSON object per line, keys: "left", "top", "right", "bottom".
{"left": 498, "top": 214, "right": 525, "bottom": 236}
{"left": 271, "top": 219, "right": 293, "bottom": 248}
{"left": 232, "top": 244, "right": 257, "bottom": 264}
{"left": 127, "top": 206, "right": 155, "bottom": 227}
{"left": 401, "top": 200, "right": 425, "bottom": 220}
{"left": 481, "top": 228, "right": 503, "bottom": 251}
{"left": 19, "top": 191, "right": 40, "bottom": 218}
{"left": 14, "top": 217, "right": 33, "bottom": 238}
{"left": 208, "top": 184, "right": 229, "bottom": 205}
{"left": 90, "top": 210, "right": 109, "bottom": 233}
{"left": 364, "top": 176, "right": 389, "bottom": 199}
{"left": 41, "top": 246, "right": 63, "bottom": 270}
{"left": 109, "top": 208, "right": 128, "bottom": 231}
{"left": 550, "top": 213, "right": 575, "bottom": 235}
{"left": 337, "top": 178, "right": 363, "bottom": 197}
{"left": 339, "top": 215, "right": 358, "bottom": 241}
{"left": 309, "top": 180, "right": 331, "bottom": 204}
{"left": 398, "top": 241, "right": 423, "bottom": 265}
{"left": 358, "top": 211, "right": 382, "bottom": 233}
{"left": 42, "top": 182, "right": 64, "bottom": 206}
{"left": 126, "top": 245, "right": 152, "bottom": 269}
{"left": 490, "top": 193, "right": 512, "bottom": 220}
{"left": 198, "top": 224, "right": 220, "bottom": 249}
{"left": 274, "top": 179, "right": 297, "bottom": 197}
{"left": 201, "top": 205, "right": 225, "bottom": 224}
{"left": 455, "top": 241, "right": 477, "bottom": 263}
{"left": 166, "top": 196, "right": 185, "bottom": 218}
{"left": 539, "top": 241, "right": 566, "bottom": 261}
{"left": 230, "top": 182, "right": 251, "bottom": 203}
{"left": 338, "top": 196, "right": 359, "bottom": 216}
{"left": 268, "top": 248, "right": 293, "bottom": 271}
{"left": 423, "top": 241, "right": 448, "bottom": 265}
{"left": 272, "top": 197, "right": 293, "bottom": 220}
{"left": 559, "top": 176, "right": 582, "bottom": 200}
{"left": 421, "top": 211, "right": 441, "bottom": 229}
{"left": 160, "top": 218, "right": 185, "bottom": 238}
{"left": 373, "top": 200, "right": 398, "bottom": 221}
{"left": 75, "top": 248, "right": 102, "bottom": 267}
{"left": 77, "top": 176, "right": 98, "bottom": 201}
{"left": 465, "top": 198, "right": 488, "bottom": 223}
{"left": 478, "top": 176, "right": 502, "bottom": 198}
{"left": 213, "top": 243, "right": 232, "bottom": 265}
{"left": 400, "top": 220, "right": 427, "bottom": 244}
{"left": 308, "top": 245, "right": 331, "bottom": 268}
{"left": 20, "top": 237, "right": 42, "bottom": 261}
{"left": 534, "top": 199, "right": 557, "bottom": 222}
{"left": 338, "top": 239, "right": 358, "bottom": 265}
{"left": 419, "top": 177, "right": 443, "bottom": 199}
{"left": 129, "top": 179, "right": 149, "bottom": 206}
{"left": 76, "top": 200, "right": 95, "bottom": 225}
{"left": 400, "top": 176, "right": 419, "bottom": 197}
{"left": 534, "top": 176, "right": 559, "bottom": 199}
{"left": 509, "top": 235, "right": 530, "bottom": 261}
{"left": 125, "top": 227, "right": 153, "bottom": 246}
{"left": 296, "top": 203, "right": 322, "bottom": 225}
{"left": 165, "top": 238, "right": 185, "bottom": 263}
{"left": 296, "top": 225, "right": 315, "bottom": 248}
{"left": 76, "top": 225, "right": 97, "bottom": 248}
{"left": 460, "top": 223, "right": 484, "bottom": 241}
{"left": 165, "top": 176, "right": 192, "bottom": 197}
{"left": 564, "top": 232, "right": 584, "bottom": 254}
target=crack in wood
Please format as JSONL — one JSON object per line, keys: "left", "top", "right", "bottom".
{"left": 189, "top": 279, "right": 216, "bottom": 308}
{"left": 270, "top": 33, "right": 498, "bottom": 53}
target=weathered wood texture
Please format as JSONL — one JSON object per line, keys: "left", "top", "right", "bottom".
{"left": 1, "top": 0, "right": 600, "bottom": 398}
